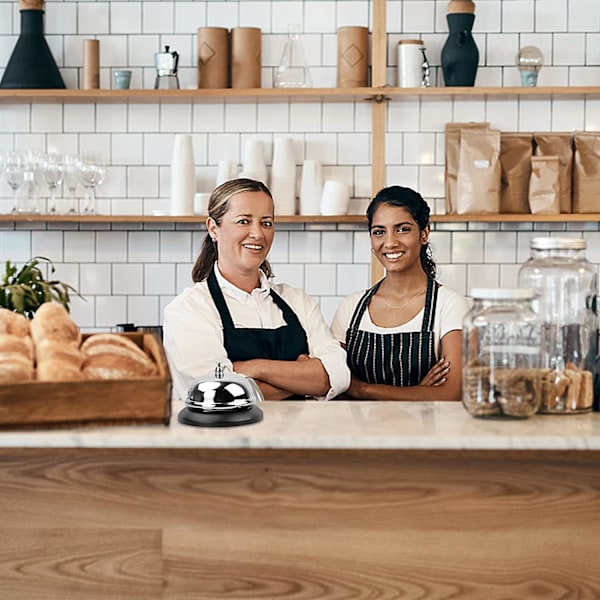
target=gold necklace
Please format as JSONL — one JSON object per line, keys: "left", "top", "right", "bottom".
{"left": 379, "top": 288, "right": 426, "bottom": 310}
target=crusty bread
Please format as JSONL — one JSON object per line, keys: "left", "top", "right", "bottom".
{"left": 0, "top": 333, "right": 34, "bottom": 360}
{"left": 0, "top": 308, "right": 31, "bottom": 337}
{"left": 37, "top": 359, "right": 86, "bottom": 382}
{"left": 82, "top": 353, "right": 157, "bottom": 379}
{"left": 81, "top": 333, "right": 157, "bottom": 379}
{"left": 35, "top": 338, "right": 83, "bottom": 367}
{"left": 0, "top": 354, "right": 34, "bottom": 383}
{"left": 30, "top": 302, "right": 81, "bottom": 345}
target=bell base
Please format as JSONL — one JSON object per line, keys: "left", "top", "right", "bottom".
{"left": 178, "top": 405, "right": 264, "bottom": 428}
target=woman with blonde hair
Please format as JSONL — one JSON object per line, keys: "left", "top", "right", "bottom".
{"left": 164, "top": 178, "right": 350, "bottom": 401}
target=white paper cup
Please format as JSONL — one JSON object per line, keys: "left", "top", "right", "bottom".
{"left": 320, "top": 179, "right": 350, "bottom": 215}
{"left": 194, "top": 192, "right": 211, "bottom": 215}
{"left": 299, "top": 159, "right": 323, "bottom": 215}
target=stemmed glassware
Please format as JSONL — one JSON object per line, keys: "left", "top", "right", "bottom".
{"left": 62, "top": 154, "right": 82, "bottom": 214}
{"left": 3, "top": 151, "right": 26, "bottom": 213}
{"left": 78, "top": 152, "right": 105, "bottom": 215}
{"left": 42, "top": 152, "right": 64, "bottom": 214}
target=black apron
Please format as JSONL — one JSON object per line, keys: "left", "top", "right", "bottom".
{"left": 207, "top": 268, "right": 309, "bottom": 363}
{"left": 345, "top": 277, "right": 439, "bottom": 386}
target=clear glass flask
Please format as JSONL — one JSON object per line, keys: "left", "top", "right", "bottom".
{"left": 274, "top": 24, "right": 312, "bottom": 88}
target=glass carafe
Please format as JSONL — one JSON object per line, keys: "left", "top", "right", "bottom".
{"left": 274, "top": 24, "right": 312, "bottom": 88}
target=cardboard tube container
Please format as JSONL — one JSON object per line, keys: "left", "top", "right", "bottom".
{"left": 337, "top": 26, "right": 369, "bottom": 88}
{"left": 197, "top": 27, "right": 229, "bottom": 89}
{"left": 231, "top": 27, "right": 261, "bottom": 89}
{"left": 83, "top": 39, "right": 100, "bottom": 90}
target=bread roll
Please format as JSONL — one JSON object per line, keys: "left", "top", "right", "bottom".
{"left": 0, "top": 308, "right": 31, "bottom": 337}
{"left": 30, "top": 302, "right": 81, "bottom": 345}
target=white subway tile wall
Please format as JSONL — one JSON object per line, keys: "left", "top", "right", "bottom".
{"left": 0, "top": 0, "right": 599, "bottom": 329}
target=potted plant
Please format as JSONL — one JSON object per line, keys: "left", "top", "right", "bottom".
{"left": 0, "top": 256, "right": 82, "bottom": 317}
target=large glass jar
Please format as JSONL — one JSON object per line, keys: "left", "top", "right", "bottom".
{"left": 463, "top": 288, "right": 543, "bottom": 418}
{"left": 518, "top": 237, "right": 597, "bottom": 414}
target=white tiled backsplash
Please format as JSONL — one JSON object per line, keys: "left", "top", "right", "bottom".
{"left": 1, "top": 0, "right": 600, "bottom": 330}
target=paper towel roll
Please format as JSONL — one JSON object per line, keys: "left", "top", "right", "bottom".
{"left": 171, "top": 134, "right": 195, "bottom": 216}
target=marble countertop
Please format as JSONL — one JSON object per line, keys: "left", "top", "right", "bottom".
{"left": 0, "top": 400, "right": 598, "bottom": 451}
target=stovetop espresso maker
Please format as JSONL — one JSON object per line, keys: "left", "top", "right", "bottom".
{"left": 154, "top": 45, "right": 179, "bottom": 89}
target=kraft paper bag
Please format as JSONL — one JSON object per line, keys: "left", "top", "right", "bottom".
{"left": 573, "top": 131, "right": 600, "bottom": 213}
{"left": 500, "top": 132, "right": 532, "bottom": 214}
{"left": 529, "top": 155, "right": 560, "bottom": 214}
{"left": 456, "top": 128, "right": 501, "bottom": 214}
{"left": 533, "top": 132, "right": 573, "bottom": 213}
{"left": 445, "top": 121, "right": 489, "bottom": 214}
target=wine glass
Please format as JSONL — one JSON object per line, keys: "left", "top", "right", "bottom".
{"left": 3, "top": 151, "right": 26, "bottom": 213}
{"left": 78, "top": 153, "right": 105, "bottom": 215}
{"left": 42, "top": 152, "right": 64, "bottom": 214}
{"left": 63, "top": 154, "right": 82, "bottom": 214}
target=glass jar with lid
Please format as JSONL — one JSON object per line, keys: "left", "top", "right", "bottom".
{"left": 518, "top": 237, "right": 597, "bottom": 414}
{"left": 462, "top": 288, "right": 543, "bottom": 418}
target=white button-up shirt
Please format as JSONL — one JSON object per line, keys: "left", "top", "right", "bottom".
{"left": 163, "top": 265, "right": 350, "bottom": 401}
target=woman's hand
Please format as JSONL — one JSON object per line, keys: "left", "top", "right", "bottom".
{"left": 419, "top": 358, "right": 450, "bottom": 387}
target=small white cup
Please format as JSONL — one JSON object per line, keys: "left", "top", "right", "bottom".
{"left": 299, "top": 160, "right": 323, "bottom": 215}
{"left": 194, "top": 192, "right": 211, "bottom": 215}
{"left": 320, "top": 179, "right": 350, "bottom": 215}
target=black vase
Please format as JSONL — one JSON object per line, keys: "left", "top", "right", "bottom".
{"left": 441, "top": 12, "right": 479, "bottom": 87}
{"left": 0, "top": 5, "right": 65, "bottom": 89}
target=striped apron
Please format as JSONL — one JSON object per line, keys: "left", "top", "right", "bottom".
{"left": 345, "top": 277, "right": 439, "bottom": 386}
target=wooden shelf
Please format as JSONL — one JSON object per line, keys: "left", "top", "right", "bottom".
{"left": 382, "top": 85, "right": 600, "bottom": 101}
{"left": 2, "top": 213, "right": 598, "bottom": 225}
{"left": 0, "top": 213, "right": 368, "bottom": 224}
{"left": 0, "top": 87, "right": 377, "bottom": 105}
{"left": 1, "top": 86, "right": 598, "bottom": 105}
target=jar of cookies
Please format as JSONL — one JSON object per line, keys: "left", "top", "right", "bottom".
{"left": 518, "top": 237, "right": 597, "bottom": 413}
{"left": 463, "top": 288, "right": 543, "bottom": 418}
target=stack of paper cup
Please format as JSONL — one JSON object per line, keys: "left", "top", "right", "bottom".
{"left": 240, "top": 139, "right": 267, "bottom": 184}
{"left": 299, "top": 160, "right": 323, "bottom": 215}
{"left": 216, "top": 160, "right": 238, "bottom": 187}
{"left": 171, "top": 134, "right": 195, "bottom": 216}
{"left": 270, "top": 137, "right": 297, "bottom": 215}
{"left": 320, "top": 179, "right": 351, "bottom": 215}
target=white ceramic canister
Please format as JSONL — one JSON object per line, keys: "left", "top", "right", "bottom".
{"left": 397, "top": 39, "right": 425, "bottom": 88}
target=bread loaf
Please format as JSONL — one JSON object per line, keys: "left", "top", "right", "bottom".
{"left": 0, "top": 333, "right": 34, "bottom": 360}
{"left": 30, "top": 302, "right": 81, "bottom": 346}
{"left": 0, "top": 308, "right": 31, "bottom": 337}
{"left": 81, "top": 333, "right": 158, "bottom": 379}
{"left": 0, "top": 353, "right": 34, "bottom": 383}
{"left": 37, "top": 359, "right": 85, "bottom": 382}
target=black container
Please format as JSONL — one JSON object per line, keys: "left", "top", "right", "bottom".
{"left": 441, "top": 12, "right": 479, "bottom": 87}
{"left": 1, "top": 1, "right": 66, "bottom": 89}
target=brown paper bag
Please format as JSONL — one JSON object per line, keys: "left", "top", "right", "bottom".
{"left": 500, "top": 132, "right": 532, "bottom": 214}
{"left": 533, "top": 133, "right": 573, "bottom": 213}
{"left": 444, "top": 122, "right": 489, "bottom": 214}
{"left": 529, "top": 155, "right": 560, "bottom": 214}
{"left": 456, "top": 128, "right": 501, "bottom": 214}
{"left": 573, "top": 131, "right": 600, "bottom": 213}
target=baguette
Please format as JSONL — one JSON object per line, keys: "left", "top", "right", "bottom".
{"left": 81, "top": 333, "right": 158, "bottom": 379}
{"left": 0, "top": 354, "right": 34, "bottom": 383}
{"left": 0, "top": 333, "right": 34, "bottom": 360}
{"left": 30, "top": 302, "right": 81, "bottom": 345}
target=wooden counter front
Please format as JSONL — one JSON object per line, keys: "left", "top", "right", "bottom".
{"left": 0, "top": 402, "right": 598, "bottom": 599}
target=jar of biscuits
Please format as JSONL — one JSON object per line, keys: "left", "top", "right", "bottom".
{"left": 463, "top": 288, "right": 543, "bottom": 418}
{"left": 518, "top": 237, "right": 597, "bottom": 414}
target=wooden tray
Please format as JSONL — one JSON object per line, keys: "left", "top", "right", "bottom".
{"left": 0, "top": 333, "right": 172, "bottom": 430}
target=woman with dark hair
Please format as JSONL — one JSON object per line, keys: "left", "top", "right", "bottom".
{"left": 331, "top": 185, "right": 469, "bottom": 401}
{"left": 164, "top": 178, "right": 350, "bottom": 401}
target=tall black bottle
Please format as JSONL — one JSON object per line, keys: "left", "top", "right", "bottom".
{"left": 441, "top": 0, "right": 479, "bottom": 87}
{"left": 1, "top": 0, "right": 65, "bottom": 89}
